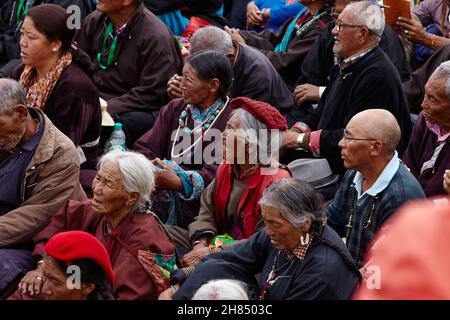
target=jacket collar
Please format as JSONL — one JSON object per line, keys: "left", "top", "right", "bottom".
{"left": 28, "top": 108, "right": 56, "bottom": 167}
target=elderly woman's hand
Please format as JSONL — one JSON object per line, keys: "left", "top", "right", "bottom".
{"left": 181, "top": 247, "right": 211, "bottom": 267}
{"left": 224, "top": 26, "right": 246, "bottom": 44}
{"left": 158, "top": 283, "right": 179, "bottom": 300}
{"left": 18, "top": 265, "right": 45, "bottom": 296}
{"left": 396, "top": 17, "right": 428, "bottom": 45}
{"left": 152, "top": 158, "right": 183, "bottom": 191}
{"left": 294, "top": 84, "right": 320, "bottom": 106}
{"left": 443, "top": 170, "right": 450, "bottom": 195}
{"left": 167, "top": 74, "right": 183, "bottom": 100}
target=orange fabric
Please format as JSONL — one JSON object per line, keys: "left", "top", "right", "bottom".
{"left": 354, "top": 197, "right": 450, "bottom": 300}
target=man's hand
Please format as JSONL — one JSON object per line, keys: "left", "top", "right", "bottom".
{"left": 181, "top": 247, "right": 211, "bottom": 267}
{"left": 224, "top": 26, "right": 246, "bottom": 44}
{"left": 167, "top": 74, "right": 183, "bottom": 99}
{"left": 282, "top": 130, "right": 300, "bottom": 150}
{"left": 396, "top": 17, "right": 428, "bottom": 45}
{"left": 18, "top": 265, "right": 45, "bottom": 296}
{"left": 152, "top": 158, "right": 183, "bottom": 191}
{"left": 443, "top": 170, "right": 450, "bottom": 195}
{"left": 294, "top": 84, "right": 320, "bottom": 106}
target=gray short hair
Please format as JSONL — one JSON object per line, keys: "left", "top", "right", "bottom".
{"left": 259, "top": 179, "right": 325, "bottom": 234}
{"left": 232, "top": 108, "right": 283, "bottom": 165}
{"left": 192, "top": 279, "right": 249, "bottom": 300}
{"left": 431, "top": 60, "right": 450, "bottom": 98}
{"left": 0, "top": 78, "right": 27, "bottom": 116}
{"left": 98, "top": 150, "right": 156, "bottom": 212}
{"left": 190, "top": 26, "right": 234, "bottom": 56}
{"left": 347, "top": 1, "right": 385, "bottom": 42}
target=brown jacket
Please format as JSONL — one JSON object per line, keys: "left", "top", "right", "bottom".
{"left": 0, "top": 109, "right": 86, "bottom": 247}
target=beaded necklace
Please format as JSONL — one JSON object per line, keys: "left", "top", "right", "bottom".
{"left": 171, "top": 96, "right": 229, "bottom": 159}
{"left": 295, "top": 11, "right": 328, "bottom": 37}
{"left": 344, "top": 183, "right": 379, "bottom": 254}
{"left": 259, "top": 250, "right": 294, "bottom": 300}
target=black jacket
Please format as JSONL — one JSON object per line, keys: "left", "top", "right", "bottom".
{"left": 174, "top": 226, "right": 360, "bottom": 300}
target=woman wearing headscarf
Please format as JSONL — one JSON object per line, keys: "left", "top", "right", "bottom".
{"left": 134, "top": 50, "right": 234, "bottom": 229}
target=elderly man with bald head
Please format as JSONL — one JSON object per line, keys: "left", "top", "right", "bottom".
{"left": 403, "top": 61, "right": 450, "bottom": 197}
{"left": 326, "top": 109, "right": 425, "bottom": 269}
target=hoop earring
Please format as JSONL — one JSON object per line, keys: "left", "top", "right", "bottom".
{"left": 300, "top": 233, "right": 310, "bottom": 246}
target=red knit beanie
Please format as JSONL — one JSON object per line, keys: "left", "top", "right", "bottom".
{"left": 230, "top": 97, "right": 288, "bottom": 131}
{"left": 45, "top": 231, "right": 116, "bottom": 283}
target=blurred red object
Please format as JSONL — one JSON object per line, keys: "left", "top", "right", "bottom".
{"left": 182, "top": 16, "right": 213, "bottom": 39}
{"left": 354, "top": 197, "right": 450, "bottom": 300}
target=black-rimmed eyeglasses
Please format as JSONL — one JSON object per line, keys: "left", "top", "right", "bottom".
{"left": 335, "top": 20, "right": 381, "bottom": 38}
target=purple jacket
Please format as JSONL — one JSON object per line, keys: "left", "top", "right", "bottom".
{"left": 403, "top": 113, "right": 450, "bottom": 197}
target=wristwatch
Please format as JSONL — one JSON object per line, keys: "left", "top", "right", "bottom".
{"left": 296, "top": 133, "right": 306, "bottom": 150}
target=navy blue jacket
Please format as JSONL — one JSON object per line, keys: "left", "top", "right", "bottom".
{"left": 174, "top": 226, "right": 360, "bottom": 300}
{"left": 327, "top": 164, "right": 425, "bottom": 268}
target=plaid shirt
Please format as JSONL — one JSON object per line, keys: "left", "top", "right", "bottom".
{"left": 283, "top": 237, "right": 313, "bottom": 262}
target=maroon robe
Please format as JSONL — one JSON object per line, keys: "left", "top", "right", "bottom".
{"left": 31, "top": 200, "right": 175, "bottom": 300}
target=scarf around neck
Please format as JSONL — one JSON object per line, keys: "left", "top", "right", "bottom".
{"left": 19, "top": 52, "right": 72, "bottom": 110}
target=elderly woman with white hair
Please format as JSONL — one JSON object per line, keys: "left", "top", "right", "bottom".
{"left": 192, "top": 279, "right": 249, "bottom": 300}
{"left": 167, "top": 179, "right": 360, "bottom": 300}
{"left": 9, "top": 151, "right": 176, "bottom": 300}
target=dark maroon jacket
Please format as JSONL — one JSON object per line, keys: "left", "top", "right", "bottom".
{"left": 12, "top": 63, "right": 101, "bottom": 170}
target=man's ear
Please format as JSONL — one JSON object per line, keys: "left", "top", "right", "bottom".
{"left": 369, "top": 141, "right": 383, "bottom": 157}
{"left": 226, "top": 52, "right": 236, "bottom": 65}
{"left": 13, "top": 104, "right": 29, "bottom": 122}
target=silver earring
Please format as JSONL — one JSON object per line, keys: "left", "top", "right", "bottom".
{"left": 300, "top": 233, "right": 310, "bottom": 246}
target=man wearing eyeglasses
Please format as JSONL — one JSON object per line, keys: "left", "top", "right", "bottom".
{"left": 291, "top": 0, "right": 410, "bottom": 117}
{"left": 326, "top": 109, "right": 425, "bottom": 270}
{"left": 282, "top": 1, "right": 412, "bottom": 178}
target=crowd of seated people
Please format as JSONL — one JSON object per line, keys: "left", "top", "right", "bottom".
{"left": 1, "top": 0, "right": 450, "bottom": 301}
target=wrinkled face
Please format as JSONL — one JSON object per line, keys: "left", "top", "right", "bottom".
{"left": 0, "top": 112, "right": 26, "bottom": 152}
{"left": 20, "top": 17, "right": 59, "bottom": 68}
{"left": 180, "top": 63, "right": 215, "bottom": 105}
{"left": 223, "top": 114, "right": 245, "bottom": 163}
{"left": 262, "top": 205, "right": 302, "bottom": 250}
{"left": 91, "top": 161, "right": 131, "bottom": 217}
{"left": 96, "top": 0, "right": 126, "bottom": 13}
{"left": 41, "top": 258, "right": 86, "bottom": 300}
{"left": 338, "top": 123, "right": 374, "bottom": 170}
{"left": 421, "top": 75, "right": 450, "bottom": 128}
{"left": 332, "top": 9, "right": 363, "bottom": 59}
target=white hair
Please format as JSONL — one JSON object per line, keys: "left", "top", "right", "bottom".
{"left": 431, "top": 60, "right": 450, "bottom": 98}
{"left": 190, "top": 26, "right": 234, "bottom": 56}
{"left": 0, "top": 78, "right": 28, "bottom": 116}
{"left": 192, "top": 279, "right": 249, "bottom": 300}
{"left": 347, "top": 1, "right": 385, "bottom": 42}
{"left": 98, "top": 150, "right": 156, "bottom": 212}
{"left": 232, "top": 108, "right": 283, "bottom": 166}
